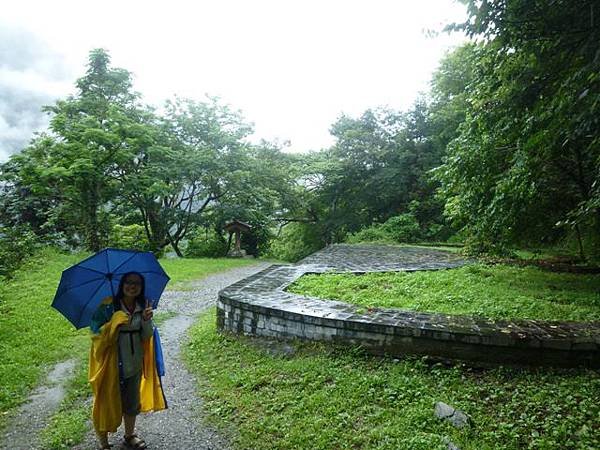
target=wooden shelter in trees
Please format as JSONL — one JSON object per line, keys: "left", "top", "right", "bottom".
{"left": 224, "top": 219, "right": 251, "bottom": 257}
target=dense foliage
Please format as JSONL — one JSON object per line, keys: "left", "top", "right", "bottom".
{"left": 2, "top": 0, "right": 599, "bottom": 263}
{"left": 436, "top": 0, "right": 600, "bottom": 258}
{"left": 0, "top": 50, "right": 297, "bottom": 261}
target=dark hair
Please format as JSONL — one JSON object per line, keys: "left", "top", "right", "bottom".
{"left": 113, "top": 271, "right": 146, "bottom": 311}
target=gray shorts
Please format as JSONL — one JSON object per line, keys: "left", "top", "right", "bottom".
{"left": 121, "top": 372, "right": 141, "bottom": 416}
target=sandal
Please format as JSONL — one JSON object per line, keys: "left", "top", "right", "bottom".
{"left": 124, "top": 434, "right": 148, "bottom": 449}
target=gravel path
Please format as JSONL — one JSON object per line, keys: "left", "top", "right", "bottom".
{"left": 0, "top": 360, "right": 77, "bottom": 450}
{"left": 0, "top": 262, "right": 270, "bottom": 450}
{"left": 72, "top": 261, "right": 272, "bottom": 450}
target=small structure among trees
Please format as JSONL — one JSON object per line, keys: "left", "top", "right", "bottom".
{"left": 224, "top": 219, "right": 252, "bottom": 257}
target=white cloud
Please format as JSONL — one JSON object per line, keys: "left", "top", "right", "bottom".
{"left": 0, "top": 24, "right": 74, "bottom": 160}
{"left": 1, "top": 0, "right": 467, "bottom": 158}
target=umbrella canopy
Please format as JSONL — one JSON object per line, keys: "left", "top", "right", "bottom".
{"left": 52, "top": 248, "right": 170, "bottom": 329}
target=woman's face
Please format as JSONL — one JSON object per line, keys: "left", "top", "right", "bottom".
{"left": 123, "top": 274, "right": 142, "bottom": 299}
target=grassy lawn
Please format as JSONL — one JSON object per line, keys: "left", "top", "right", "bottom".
{"left": 0, "top": 247, "right": 261, "bottom": 438}
{"left": 0, "top": 248, "right": 90, "bottom": 430}
{"left": 288, "top": 264, "right": 600, "bottom": 321}
{"left": 185, "top": 310, "right": 600, "bottom": 450}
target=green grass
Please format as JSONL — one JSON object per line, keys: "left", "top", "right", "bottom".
{"left": 160, "top": 257, "right": 260, "bottom": 290}
{"left": 288, "top": 264, "right": 600, "bottom": 321}
{"left": 0, "top": 247, "right": 261, "bottom": 439}
{"left": 184, "top": 309, "right": 600, "bottom": 450}
{"left": 0, "top": 248, "right": 90, "bottom": 429}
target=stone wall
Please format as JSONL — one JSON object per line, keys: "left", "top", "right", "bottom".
{"left": 217, "top": 245, "right": 600, "bottom": 367}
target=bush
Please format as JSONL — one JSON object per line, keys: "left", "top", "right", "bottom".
{"left": 345, "top": 226, "right": 393, "bottom": 244}
{"left": 266, "top": 223, "right": 323, "bottom": 262}
{"left": 108, "top": 224, "right": 153, "bottom": 252}
{"left": 346, "top": 213, "right": 421, "bottom": 244}
{"left": 560, "top": 222, "right": 600, "bottom": 264}
{"left": 185, "top": 228, "right": 228, "bottom": 258}
{"left": 0, "top": 226, "right": 41, "bottom": 277}
{"left": 240, "top": 226, "right": 271, "bottom": 257}
{"left": 380, "top": 213, "right": 421, "bottom": 242}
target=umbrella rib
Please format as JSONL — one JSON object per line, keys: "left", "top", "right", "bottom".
{"left": 112, "top": 251, "right": 139, "bottom": 274}
{"left": 75, "top": 278, "right": 108, "bottom": 327}
{"left": 55, "top": 275, "right": 106, "bottom": 299}
{"left": 66, "top": 265, "right": 106, "bottom": 276}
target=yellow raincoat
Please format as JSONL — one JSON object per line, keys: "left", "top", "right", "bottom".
{"left": 89, "top": 309, "right": 167, "bottom": 433}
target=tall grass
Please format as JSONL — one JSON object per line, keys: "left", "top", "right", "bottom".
{"left": 0, "top": 248, "right": 89, "bottom": 427}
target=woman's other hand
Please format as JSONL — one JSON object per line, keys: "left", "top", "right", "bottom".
{"left": 142, "top": 299, "right": 154, "bottom": 321}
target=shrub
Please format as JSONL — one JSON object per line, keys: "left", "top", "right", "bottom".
{"left": 240, "top": 226, "right": 271, "bottom": 257}
{"left": 108, "top": 224, "right": 152, "bottom": 252}
{"left": 266, "top": 223, "right": 323, "bottom": 262}
{"left": 380, "top": 213, "right": 421, "bottom": 242}
{"left": 559, "top": 222, "right": 600, "bottom": 264}
{"left": 346, "top": 213, "right": 421, "bottom": 244}
{"left": 185, "top": 228, "right": 228, "bottom": 258}
{"left": 345, "top": 225, "right": 393, "bottom": 244}
{"left": 0, "top": 226, "right": 41, "bottom": 277}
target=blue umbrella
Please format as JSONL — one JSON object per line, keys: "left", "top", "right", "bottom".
{"left": 52, "top": 248, "right": 170, "bottom": 329}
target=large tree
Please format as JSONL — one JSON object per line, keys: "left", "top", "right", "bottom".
{"left": 115, "top": 96, "right": 296, "bottom": 256}
{"left": 297, "top": 106, "right": 446, "bottom": 244}
{"left": 0, "top": 134, "right": 75, "bottom": 241}
{"left": 42, "top": 48, "right": 148, "bottom": 250}
{"left": 437, "top": 1, "right": 600, "bottom": 257}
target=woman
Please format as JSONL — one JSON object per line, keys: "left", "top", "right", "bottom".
{"left": 90, "top": 272, "right": 166, "bottom": 449}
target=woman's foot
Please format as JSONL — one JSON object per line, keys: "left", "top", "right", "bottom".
{"left": 124, "top": 434, "right": 147, "bottom": 449}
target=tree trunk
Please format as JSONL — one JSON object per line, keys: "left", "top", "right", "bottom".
{"left": 146, "top": 210, "right": 167, "bottom": 256}
{"left": 575, "top": 224, "right": 586, "bottom": 262}
{"left": 85, "top": 179, "right": 102, "bottom": 252}
{"left": 168, "top": 232, "right": 183, "bottom": 257}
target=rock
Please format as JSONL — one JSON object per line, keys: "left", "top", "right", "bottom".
{"left": 434, "top": 401, "right": 472, "bottom": 429}
{"left": 443, "top": 436, "right": 461, "bottom": 450}
{"left": 435, "top": 401, "right": 455, "bottom": 418}
{"left": 448, "top": 443, "right": 460, "bottom": 450}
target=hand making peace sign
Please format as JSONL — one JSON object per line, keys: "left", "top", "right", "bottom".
{"left": 142, "top": 299, "right": 153, "bottom": 321}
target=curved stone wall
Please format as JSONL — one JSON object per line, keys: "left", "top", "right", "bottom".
{"left": 217, "top": 245, "right": 600, "bottom": 367}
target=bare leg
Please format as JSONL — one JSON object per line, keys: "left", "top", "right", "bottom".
{"left": 123, "top": 414, "right": 147, "bottom": 448}
{"left": 124, "top": 414, "right": 136, "bottom": 437}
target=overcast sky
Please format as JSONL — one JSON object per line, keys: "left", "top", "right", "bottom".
{"left": 0, "top": 0, "right": 467, "bottom": 161}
